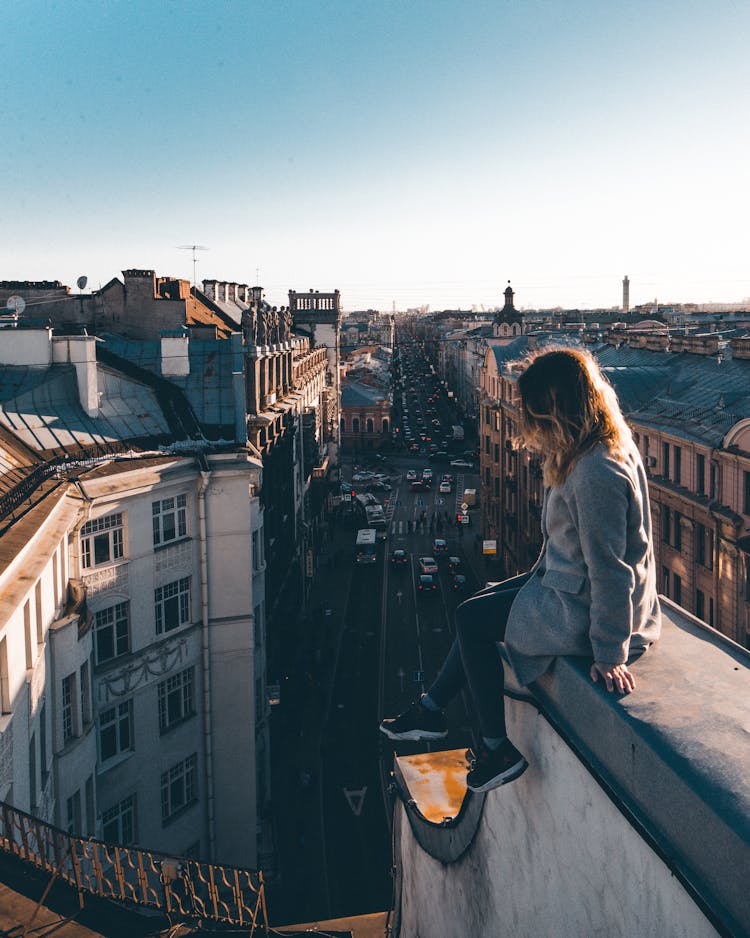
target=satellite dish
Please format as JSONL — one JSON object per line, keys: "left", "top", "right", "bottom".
{"left": 76, "top": 275, "right": 88, "bottom": 290}
{"left": 7, "top": 295, "right": 26, "bottom": 316}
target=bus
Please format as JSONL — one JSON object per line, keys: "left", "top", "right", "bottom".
{"left": 355, "top": 528, "right": 378, "bottom": 564}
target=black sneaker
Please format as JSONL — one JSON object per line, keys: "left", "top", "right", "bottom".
{"left": 379, "top": 698, "right": 448, "bottom": 741}
{"left": 466, "top": 738, "right": 528, "bottom": 792}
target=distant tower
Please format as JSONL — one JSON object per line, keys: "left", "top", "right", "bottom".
{"left": 623, "top": 275, "right": 630, "bottom": 314}
{"left": 492, "top": 281, "right": 524, "bottom": 343}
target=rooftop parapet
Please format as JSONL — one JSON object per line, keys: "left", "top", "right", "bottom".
{"left": 392, "top": 599, "right": 750, "bottom": 937}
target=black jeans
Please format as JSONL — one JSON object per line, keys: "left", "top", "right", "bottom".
{"left": 427, "top": 572, "right": 530, "bottom": 739}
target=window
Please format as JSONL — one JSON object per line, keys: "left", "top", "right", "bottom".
{"left": 80, "top": 661, "right": 91, "bottom": 727}
{"left": 382, "top": 418, "right": 389, "bottom": 433}
{"left": 696, "top": 589, "right": 705, "bottom": 621}
{"left": 66, "top": 790, "right": 82, "bottom": 835}
{"left": 642, "top": 434, "right": 650, "bottom": 460}
{"left": 696, "top": 524, "right": 706, "bottom": 566}
{"left": 29, "top": 734, "right": 36, "bottom": 813}
{"left": 102, "top": 794, "right": 137, "bottom": 845}
{"left": 661, "top": 506, "right": 671, "bottom": 544}
{"left": 158, "top": 667, "right": 194, "bottom": 733}
{"left": 99, "top": 700, "right": 132, "bottom": 762}
{"left": 673, "top": 446, "right": 681, "bottom": 485}
{"left": 484, "top": 407, "right": 491, "bottom": 426}
{"left": 155, "top": 578, "right": 191, "bottom": 634}
{"left": 81, "top": 513, "right": 124, "bottom": 569}
{"left": 662, "top": 567, "right": 670, "bottom": 596}
{"left": 352, "top": 417, "right": 360, "bottom": 433}
{"left": 62, "top": 673, "right": 77, "bottom": 742}
{"left": 485, "top": 435, "right": 490, "bottom": 455}
{"left": 85, "top": 775, "right": 94, "bottom": 835}
{"left": 40, "top": 701, "right": 48, "bottom": 784}
{"left": 673, "top": 511, "right": 682, "bottom": 552}
{"left": 493, "top": 444, "right": 500, "bottom": 463}
{"left": 485, "top": 467, "right": 490, "bottom": 485}
{"left": 366, "top": 418, "right": 374, "bottom": 433}
{"left": 24, "top": 601, "right": 33, "bottom": 670}
{"left": 161, "top": 754, "right": 198, "bottom": 823}
{"left": 152, "top": 495, "right": 188, "bottom": 547}
{"left": 339, "top": 417, "right": 346, "bottom": 433}
{"left": 696, "top": 454, "right": 705, "bottom": 496}
{"left": 710, "top": 463, "right": 717, "bottom": 500}
{"left": 94, "top": 602, "right": 130, "bottom": 665}
{"left": 252, "top": 530, "right": 260, "bottom": 572}
{"left": 708, "top": 596, "right": 714, "bottom": 627}
{"left": 745, "top": 471, "right": 750, "bottom": 516}
{"left": 662, "top": 442, "right": 670, "bottom": 479}
{"left": 673, "top": 573, "right": 682, "bottom": 606}
{"left": 254, "top": 603, "right": 263, "bottom": 648}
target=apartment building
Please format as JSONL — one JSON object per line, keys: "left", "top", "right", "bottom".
{"left": 0, "top": 327, "right": 265, "bottom": 868}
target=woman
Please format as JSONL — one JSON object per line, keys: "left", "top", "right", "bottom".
{"left": 380, "top": 348, "right": 661, "bottom": 793}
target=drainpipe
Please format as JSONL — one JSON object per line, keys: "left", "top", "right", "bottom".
{"left": 198, "top": 469, "right": 216, "bottom": 861}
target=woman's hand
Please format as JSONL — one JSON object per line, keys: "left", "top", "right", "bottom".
{"left": 590, "top": 661, "right": 635, "bottom": 694}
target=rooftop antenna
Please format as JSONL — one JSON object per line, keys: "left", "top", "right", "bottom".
{"left": 177, "top": 244, "right": 210, "bottom": 288}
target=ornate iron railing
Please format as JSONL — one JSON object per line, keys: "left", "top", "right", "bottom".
{"left": 0, "top": 801, "right": 268, "bottom": 931}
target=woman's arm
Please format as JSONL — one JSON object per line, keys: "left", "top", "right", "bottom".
{"left": 568, "top": 455, "right": 636, "bottom": 673}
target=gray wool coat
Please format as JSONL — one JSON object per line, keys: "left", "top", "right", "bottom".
{"left": 504, "top": 440, "right": 662, "bottom": 686}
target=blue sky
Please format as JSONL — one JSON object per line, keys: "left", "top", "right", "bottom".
{"left": 3, "top": 0, "right": 748, "bottom": 311}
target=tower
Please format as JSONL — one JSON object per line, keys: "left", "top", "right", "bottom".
{"left": 623, "top": 275, "right": 630, "bottom": 314}
{"left": 492, "top": 281, "right": 524, "bottom": 343}
{"left": 288, "top": 289, "right": 343, "bottom": 464}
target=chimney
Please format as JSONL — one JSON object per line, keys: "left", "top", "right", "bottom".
{"left": 51, "top": 336, "right": 99, "bottom": 417}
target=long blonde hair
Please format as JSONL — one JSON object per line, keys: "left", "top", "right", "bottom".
{"left": 516, "top": 347, "right": 631, "bottom": 487}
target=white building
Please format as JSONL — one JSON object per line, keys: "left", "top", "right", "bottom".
{"left": 0, "top": 327, "right": 266, "bottom": 869}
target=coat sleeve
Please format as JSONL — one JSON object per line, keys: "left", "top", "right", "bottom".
{"left": 567, "top": 456, "right": 635, "bottom": 665}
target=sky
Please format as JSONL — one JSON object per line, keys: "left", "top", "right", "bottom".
{"left": 2, "top": 0, "right": 749, "bottom": 312}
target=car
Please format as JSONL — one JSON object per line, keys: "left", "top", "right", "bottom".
{"left": 418, "top": 556, "right": 438, "bottom": 574}
{"left": 448, "top": 555, "right": 462, "bottom": 571}
{"left": 406, "top": 469, "right": 417, "bottom": 481}
{"left": 432, "top": 538, "right": 448, "bottom": 554}
{"left": 418, "top": 574, "right": 438, "bottom": 592}
{"left": 439, "top": 481, "right": 452, "bottom": 494}
{"left": 442, "top": 473, "right": 454, "bottom": 483}
{"left": 410, "top": 479, "right": 428, "bottom": 492}
{"left": 352, "top": 471, "right": 375, "bottom": 482}
{"left": 409, "top": 443, "right": 420, "bottom": 452}
{"left": 450, "top": 459, "right": 474, "bottom": 471}
{"left": 451, "top": 574, "right": 467, "bottom": 591}
{"left": 369, "top": 480, "right": 392, "bottom": 492}
{"left": 390, "top": 548, "right": 409, "bottom": 565}
{"left": 422, "top": 468, "right": 433, "bottom": 481}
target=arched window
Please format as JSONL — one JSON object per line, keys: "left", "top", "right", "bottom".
{"left": 366, "top": 418, "right": 374, "bottom": 433}
{"left": 352, "top": 417, "right": 360, "bottom": 433}
{"left": 340, "top": 417, "right": 346, "bottom": 433}
{"left": 382, "top": 418, "right": 389, "bottom": 434}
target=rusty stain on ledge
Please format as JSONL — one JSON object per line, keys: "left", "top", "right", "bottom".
{"left": 395, "top": 749, "right": 468, "bottom": 823}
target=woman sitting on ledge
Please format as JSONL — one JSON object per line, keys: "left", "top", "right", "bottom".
{"left": 380, "top": 348, "right": 662, "bottom": 793}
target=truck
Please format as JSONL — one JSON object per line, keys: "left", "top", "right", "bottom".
{"left": 451, "top": 425, "right": 464, "bottom": 441}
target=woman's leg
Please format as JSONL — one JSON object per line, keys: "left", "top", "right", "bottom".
{"left": 427, "top": 572, "right": 530, "bottom": 719}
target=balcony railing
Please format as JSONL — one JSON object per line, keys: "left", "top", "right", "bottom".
{"left": 0, "top": 800, "right": 268, "bottom": 931}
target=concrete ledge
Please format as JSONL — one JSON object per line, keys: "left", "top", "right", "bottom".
{"left": 517, "top": 598, "right": 750, "bottom": 936}
{"left": 393, "top": 749, "right": 485, "bottom": 863}
{"left": 392, "top": 599, "right": 749, "bottom": 936}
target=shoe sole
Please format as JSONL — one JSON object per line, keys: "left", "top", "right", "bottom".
{"left": 379, "top": 725, "right": 448, "bottom": 742}
{"left": 466, "top": 758, "right": 528, "bottom": 793}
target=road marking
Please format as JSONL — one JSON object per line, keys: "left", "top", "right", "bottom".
{"left": 343, "top": 787, "right": 368, "bottom": 817}
{"left": 396, "top": 590, "right": 403, "bottom": 604}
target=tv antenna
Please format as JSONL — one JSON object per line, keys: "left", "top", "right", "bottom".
{"left": 177, "top": 244, "right": 210, "bottom": 288}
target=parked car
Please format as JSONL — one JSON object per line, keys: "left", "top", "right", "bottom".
{"left": 418, "top": 556, "right": 438, "bottom": 574}
{"left": 353, "top": 471, "right": 375, "bottom": 482}
{"left": 418, "top": 574, "right": 438, "bottom": 592}
{"left": 450, "top": 459, "right": 474, "bottom": 471}
{"left": 369, "top": 480, "right": 392, "bottom": 492}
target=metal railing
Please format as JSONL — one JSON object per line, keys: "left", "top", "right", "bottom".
{"left": 0, "top": 801, "right": 268, "bottom": 931}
